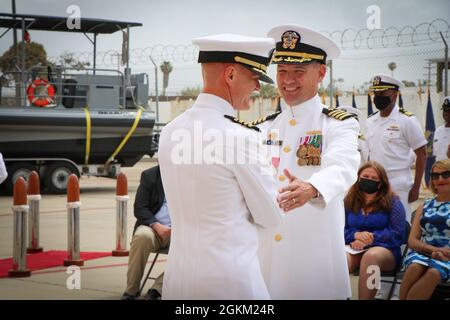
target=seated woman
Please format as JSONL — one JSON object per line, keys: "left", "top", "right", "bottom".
{"left": 344, "top": 161, "right": 406, "bottom": 300}
{"left": 400, "top": 159, "right": 450, "bottom": 300}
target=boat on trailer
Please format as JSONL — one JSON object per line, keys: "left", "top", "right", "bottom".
{"left": 0, "top": 13, "right": 158, "bottom": 194}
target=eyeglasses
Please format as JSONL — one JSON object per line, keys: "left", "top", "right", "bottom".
{"left": 430, "top": 170, "right": 450, "bottom": 180}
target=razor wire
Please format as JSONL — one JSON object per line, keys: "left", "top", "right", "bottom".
{"left": 47, "top": 20, "right": 450, "bottom": 68}
{"left": 321, "top": 18, "right": 449, "bottom": 50}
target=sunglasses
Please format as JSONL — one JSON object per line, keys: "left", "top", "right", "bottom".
{"left": 430, "top": 170, "right": 450, "bottom": 180}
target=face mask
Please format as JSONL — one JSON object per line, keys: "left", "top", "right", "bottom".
{"left": 373, "top": 95, "right": 391, "bottom": 111}
{"left": 358, "top": 178, "right": 381, "bottom": 194}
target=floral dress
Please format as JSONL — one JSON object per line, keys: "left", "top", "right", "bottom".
{"left": 403, "top": 197, "right": 450, "bottom": 282}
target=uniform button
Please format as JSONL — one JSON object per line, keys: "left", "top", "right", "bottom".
{"left": 278, "top": 175, "right": 286, "bottom": 182}
{"left": 283, "top": 146, "right": 291, "bottom": 153}
{"left": 274, "top": 234, "right": 282, "bottom": 242}
{"left": 289, "top": 119, "right": 297, "bottom": 126}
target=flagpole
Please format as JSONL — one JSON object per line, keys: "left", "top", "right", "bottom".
{"left": 440, "top": 32, "right": 448, "bottom": 96}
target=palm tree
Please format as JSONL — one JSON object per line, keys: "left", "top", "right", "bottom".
{"left": 159, "top": 61, "right": 173, "bottom": 97}
{"left": 388, "top": 62, "right": 396, "bottom": 76}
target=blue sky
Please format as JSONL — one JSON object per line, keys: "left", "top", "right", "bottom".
{"left": 0, "top": 0, "right": 449, "bottom": 93}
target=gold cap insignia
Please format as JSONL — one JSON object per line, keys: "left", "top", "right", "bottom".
{"left": 282, "top": 31, "right": 300, "bottom": 50}
{"left": 373, "top": 76, "right": 381, "bottom": 86}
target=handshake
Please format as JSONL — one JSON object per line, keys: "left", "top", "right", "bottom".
{"left": 276, "top": 169, "right": 319, "bottom": 212}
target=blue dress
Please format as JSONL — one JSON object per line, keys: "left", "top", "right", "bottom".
{"left": 403, "top": 197, "right": 450, "bottom": 282}
{"left": 345, "top": 196, "right": 406, "bottom": 267}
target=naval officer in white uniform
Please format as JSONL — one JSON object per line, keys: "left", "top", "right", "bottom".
{"left": 365, "top": 74, "right": 427, "bottom": 222}
{"left": 257, "top": 25, "right": 360, "bottom": 299}
{"left": 433, "top": 96, "right": 450, "bottom": 161}
{"left": 159, "top": 34, "right": 284, "bottom": 300}
{"left": 337, "top": 105, "right": 368, "bottom": 164}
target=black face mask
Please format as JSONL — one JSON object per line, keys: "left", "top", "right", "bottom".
{"left": 373, "top": 95, "right": 392, "bottom": 111}
{"left": 358, "top": 178, "right": 381, "bottom": 194}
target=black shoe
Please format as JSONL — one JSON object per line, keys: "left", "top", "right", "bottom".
{"left": 121, "top": 292, "right": 137, "bottom": 300}
{"left": 144, "top": 289, "right": 161, "bottom": 300}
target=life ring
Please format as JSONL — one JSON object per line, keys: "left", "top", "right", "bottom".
{"left": 27, "top": 78, "right": 56, "bottom": 107}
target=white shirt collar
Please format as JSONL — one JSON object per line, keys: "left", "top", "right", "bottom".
{"left": 193, "top": 93, "right": 237, "bottom": 117}
{"left": 287, "top": 94, "right": 321, "bottom": 116}
{"left": 377, "top": 104, "right": 400, "bottom": 121}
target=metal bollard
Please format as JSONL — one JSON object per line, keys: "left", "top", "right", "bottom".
{"left": 112, "top": 173, "right": 129, "bottom": 256}
{"left": 27, "top": 171, "right": 43, "bottom": 253}
{"left": 63, "top": 174, "right": 84, "bottom": 267}
{"left": 8, "top": 177, "right": 31, "bottom": 277}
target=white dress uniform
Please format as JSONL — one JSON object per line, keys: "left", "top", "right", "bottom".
{"left": 338, "top": 105, "right": 368, "bottom": 164}
{"left": 0, "top": 152, "right": 7, "bottom": 184}
{"left": 433, "top": 96, "right": 450, "bottom": 161}
{"left": 433, "top": 125, "right": 450, "bottom": 161}
{"left": 366, "top": 104, "right": 427, "bottom": 221}
{"left": 257, "top": 95, "right": 360, "bottom": 299}
{"left": 159, "top": 34, "right": 282, "bottom": 300}
{"left": 159, "top": 94, "right": 281, "bottom": 300}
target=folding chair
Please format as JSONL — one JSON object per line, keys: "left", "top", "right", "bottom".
{"left": 351, "top": 221, "right": 411, "bottom": 300}
{"left": 431, "top": 282, "right": 450, "bottom": 300}
{"left": 137, "top": 246, "right": 169, "bottom": 296}
{"left": 379, "top": 221, "right": 411, "bottom": 300}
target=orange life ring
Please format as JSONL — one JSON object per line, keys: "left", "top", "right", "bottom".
{"left": 27, "top": 78, "right": 56, "bottom": 107}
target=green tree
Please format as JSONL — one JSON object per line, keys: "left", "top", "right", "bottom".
{"left": 180, "top": 85, "right": 201, "bottom": 97}
{"left": 159, "top": 61, "right": 173, "bottom": 96}
{"left": 388, "top": 62, "right": 396, "bottom": 76}
{"left": 251, "top": 83, "right": 279, "bottom": 98}
{"left": 56, "top": 51, "right": 90, "bottom": 70}
{"left": 0, "top": 42, "right": 48, "bottom": 78}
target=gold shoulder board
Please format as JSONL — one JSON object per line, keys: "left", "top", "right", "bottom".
{"left": 399, "top": 108, "right": 414, "bottom": 117}
{"left": 321, "top": 107, "right": 356, "bottom": 121}
{"left": 224, "top": 115, "right": 261, "bottom": 132}
{"left": 247, "top": 111, "right": 281, "bottom": 126}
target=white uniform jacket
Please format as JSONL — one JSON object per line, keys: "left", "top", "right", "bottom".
{"left": 159, "top": 93, "right": 282, "bottom": 300}
{"left": 258, "top": 95, "right": 360, "bottom": 299}
{"left": 433, "top": 125, "right": 450, "bottom": 161}
{"left": 366, "top": 105, "right": 427, "bottom": 220}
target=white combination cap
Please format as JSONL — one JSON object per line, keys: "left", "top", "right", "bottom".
{"left": 267, "top": 24, "right": 340, "bottom": 64}
{"left": 192, "top": 33, "right": 275, "bottom": 83}
{"left": 370, "top": 74, "right": 404, "bottom": 92}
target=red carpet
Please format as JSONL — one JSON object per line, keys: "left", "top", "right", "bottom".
{"left": 0, "top": 250, "right": 112, "bottom": 278}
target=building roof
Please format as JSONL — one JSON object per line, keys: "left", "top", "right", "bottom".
{"left": 0, "top": 12, "right": 142, "bottom": 34}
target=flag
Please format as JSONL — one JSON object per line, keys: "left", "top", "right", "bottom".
{"left": 398, "top": 91, "right": 404, "bottom": 108}
{"left": 335, "top": 94, "right": 340, "bottom": 107}
{"left": 424, "top": 88, "right": 436, "bottom": 186}
{"left": 24, "top": 31, "right": 30, "bottom": 43}
{"left": 275, "top": 96, "right": 282, "bottom": 112}
{"left": 367, "top": 92, "right": 373, "bottom": 116}
{"left": 352, "top": 90, "right": 357, "bottom": 108}
{"left": 418, "top": 81, "right": 423, "bottom": 104}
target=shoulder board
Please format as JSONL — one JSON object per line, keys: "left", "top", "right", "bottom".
{"left": 224, "top": 115, "right": 260, "bottom": 132}
{"left": 399, "top": 108, "right": 414, "bottom": 117}
{"left": 358, "top": 133, "right": 366, "bottom": 141}
{"left": 321, "top": 107, "right": 356, "bottom": 121}
{"left": 247, "top": 111, "right": 281, "bottom": 126}
{"left": 368, "top": 111, "right": 379, "bottom": 118}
